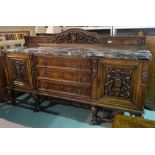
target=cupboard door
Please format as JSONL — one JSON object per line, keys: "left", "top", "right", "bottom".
{"left": 6, "top": 53, "right": 33, "bottom": 90}
{"left": 98, "top": 58, "right": 146, "bottom": 110}
{"left": 145, "top": 41, "right": 155, "bottom": 110}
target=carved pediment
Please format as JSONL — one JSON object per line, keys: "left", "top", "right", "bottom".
{"left": 50, "top": 28, "right": 104, "bottom": 44}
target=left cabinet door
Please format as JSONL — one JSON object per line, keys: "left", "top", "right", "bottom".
{"left": 5, "top": 53, "right": 33, "bottom": 90}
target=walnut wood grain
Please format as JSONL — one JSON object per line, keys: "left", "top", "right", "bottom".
{"left": 3, "top": 28, "right": 151, "bottom": 124}
{"left": 24, "top": 28, "right": 146, "bottom": 46}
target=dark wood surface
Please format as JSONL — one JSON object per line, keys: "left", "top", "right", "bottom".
{"left": 0, "top": 55, "right": 8, "bottom": 101}
{"left": 3, "top": 29, "right": 151, "bottom": 124}
{"left": 24, "top": 28, "right": 146, "bottom": 46}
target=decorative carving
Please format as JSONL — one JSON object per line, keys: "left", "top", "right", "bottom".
{"left": 142, "top": 71, "right": 148, "bottom": 85}
{"left": 104, "top": 67, "right": 133, "bottom": 100}
{"left": 29, "top": 55, "right": 35, "bottom": 72}
{"left": 92, "top": 57, "right": 98, "bottom": 80}
{"left": 11, "top": 59, "right": 28, "bottom": 83}
{"left": 50, "top": 28, "right": 104, "bottom": 44}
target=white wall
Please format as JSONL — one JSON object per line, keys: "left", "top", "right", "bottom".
{"left": 36, "top": 26, "right": 63, "bottom": 34}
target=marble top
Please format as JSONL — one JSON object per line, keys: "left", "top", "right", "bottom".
{"left": 6, "top": 45, "right": 152, "bottom": 60}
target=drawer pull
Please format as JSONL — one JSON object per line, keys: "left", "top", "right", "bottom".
{"left": 87, "top": 77, "right": 90, "bottom": 81}
{"left": 35, "top": 59, "right": 38, "bottom": 64}
{"left": 78, "top": 89, "right": 82, "bottom": 95}
{"left": 86, "top": 63, "right": 90, "bottom": 68}
{"left": 44, "top": 61, "right": 47, "bottom": 66}
{"left": 45, "top": 83, "right": 49, "bottom": 89}
{"left": 76, "top": 64, "right": 80, "bottom": 68}
{"left": 44, "top": 68, "right": 47, "bottom": 75}
{"left": 77, "top": 76, "right": 81, "bottom": 82}
{"left": 59, "top": 85, "right": 64, "bottom": 90}
{"left": 60, "top": 59, "right": 63, "bottom": 65}
{"left": 36, "top": 70, "right": 39, "bottom": 76}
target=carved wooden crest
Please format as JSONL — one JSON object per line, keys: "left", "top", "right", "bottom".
{"left": 50, "top": 28, "right": 104, "bottom": 44}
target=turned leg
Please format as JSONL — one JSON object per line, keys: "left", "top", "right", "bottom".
{"left": 91, "top": 106, "right": 98, "bottom": 125}
{"left": 7, "top": 89, "right": 16, "bottom": 105}
{"left": 97, "top": 109, "right": 114, "bottom": 123}
{"left": 135, "top": 113, "right": 144, "bottom": 118}
{"left": 33, "top": 94, "right": 41, "bottom": 112}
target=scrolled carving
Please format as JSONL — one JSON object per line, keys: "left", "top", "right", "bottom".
{"left": 50, "top": 28, "right": 104, "bottom": 44}
{"left": 104, "top": 67, "right": 133, "bottom": 100}
{"left": 11, "top": 59, "right": 28, "bottom": 83}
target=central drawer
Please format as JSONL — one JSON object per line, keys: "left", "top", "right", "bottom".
{"left": 36, "top": 67, "right": 91, "bottom": 84}
{"left": 35, "top": 56, "right": 91, "bottom": 70}
{"left": 37, "top": 80, "right": 91, "bottom": 97}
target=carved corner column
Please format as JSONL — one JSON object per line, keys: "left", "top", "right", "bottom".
{"left": 29, "top": 54, "right": 36, "bottom": 90}
{"left": 91, "top": 57, "right": 99, "bottom": 125}
{"left": 141, "top": 61, "right": 149, "bottom": 109}
{"left": 91, "top": 57, "right": 98, "bottom": 100}
{"left": 29, "top": 54, "right": 41, "bottom": 111}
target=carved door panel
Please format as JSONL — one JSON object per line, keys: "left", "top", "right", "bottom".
{"left": 6, "top": 54, "right": 33, "bottom": 90}
{"left": 98, "top": 58, "right": 145, "bottom": 110}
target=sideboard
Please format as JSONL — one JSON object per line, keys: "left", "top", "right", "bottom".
{"left": 3, "top": 29, "right": 152, "bottom": 124}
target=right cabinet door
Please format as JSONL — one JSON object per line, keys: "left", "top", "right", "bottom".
{"left": 97, "top": 58, "right": 147, "bottom": 113}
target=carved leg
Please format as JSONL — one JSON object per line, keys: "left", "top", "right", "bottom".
{"left": 135, "top": 113, "right": 144, "bottom": 118}
{"left": 96, "top": 110, "right": 114, "bottom": 123}
{"left": 91, "top": 106, "right": 98, "bottom": 125}
{"left": 33, "top": 94, "right": 41, "bottom": 112}
{"left": 7, "top": 89, "right": 16, "bottom": 105}
{"left": 130, "top": 113, "right": 136, "bottom": 118}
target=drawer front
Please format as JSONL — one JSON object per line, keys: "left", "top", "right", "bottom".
{"left": 35, "top": 56, "right": 91, "bottom": 70}
{"left": 36, "top": 68, "right": 91, "bottom": 84}
{"left": 37, "top": 80, "right": 91, "bottom": 97}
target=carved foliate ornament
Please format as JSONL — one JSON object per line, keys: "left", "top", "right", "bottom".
{"left": 104, "top": 67, "right": 133, "bottom": 100}
{"left": 11, "top": 59, "right": 28, "bottom": 83}
{"left": 92, "top": 58, "right": 98, "bottom": 80}
{"left": 142, "top": 71, "right": 148, "bottom": 85}
{"left": 50, "top": 28, "right": 104, "bottom": 44}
